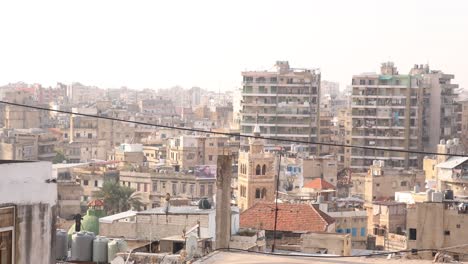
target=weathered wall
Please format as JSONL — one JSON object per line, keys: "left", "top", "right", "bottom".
{"left": 0, "top": 161, "right": 57, "bottom": 264}
{"left": 301, "top": 233, "right": 351, "bottom": 256}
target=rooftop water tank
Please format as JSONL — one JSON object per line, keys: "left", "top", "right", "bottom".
{"left": 71, "top": 231, "right": 94, "bottom": 261}
{"left": 426, "top": 189, "right": 434, "bottom": 202}
{"left": 108, "top": 239, "right": 128, "bottom": 263}
{"left": 55, "top": 229, "right": 68, "bottom": 260}
{"left": 93, "top": 236, "right": 109, "bottom": 263}
{"left": 432, "top": 192, "right": 443, "bottom": 203}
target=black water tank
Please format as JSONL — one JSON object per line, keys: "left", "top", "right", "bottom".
{"left": 198, "top": 198, "right": 211, "bottom": 209}
{"left": 444, "top": 189, "right": 454, "bottom": 200}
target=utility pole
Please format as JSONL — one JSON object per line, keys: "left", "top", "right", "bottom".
{"left": 271, "top": 148, "right": 283, "bottom": 252}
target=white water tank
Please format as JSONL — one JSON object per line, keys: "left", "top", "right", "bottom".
{"left": 426, "top": 189, "right": 434, "bottom": 202}
{"left": 55, "top": 229, "right": 68, "bottom": 260}
{"left": 71, "top": 231, "right": 94, "bottom": 261}
{"left": 93, "top": 236, "right": 109, "bottom": 263}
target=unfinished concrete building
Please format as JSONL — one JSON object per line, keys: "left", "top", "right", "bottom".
{"left": 240, "top": 61, "right": 320, "bottom": 152}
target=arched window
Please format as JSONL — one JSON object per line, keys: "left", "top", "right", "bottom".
{"left": 256, "top": 165, "right": 261, "bottom": 175}
{"left": 261, "top": 188, "right": 267, "bottom": 199}
{"left": 262, "top": 164, "right": 267, "bottom": 175}
{"left": 255, "top": 188, "right": 261, "bottom": 198}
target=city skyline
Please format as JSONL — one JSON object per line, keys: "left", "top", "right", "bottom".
{"left": 0, "top": 0, "right": 467, "bottom": 91}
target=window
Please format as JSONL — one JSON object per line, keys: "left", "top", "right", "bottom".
{"left": 83, "top": 180, "right": 89, "bottom": 186}
{"left": 400, "top": 181, "right": 407, "bottom": 187}
{"left": 352, "top": 228, "right": 357, "bottom": 237}
{"left": 127, "top": 182, "right": 130, "bottom": 187}
{"left": 182, "top": 183, "right": 187, "bottom": 194}
{"left": 444, "top": 230, "right": 450, "bottom": 236}
{"left": 337, "top": 229, "right": 343, "bottom": 233}
{"left": 190, "top": 184, "right": 195, "bottom": 195}
{"left": 200, "top": 185, "right": 205, "bottom": 196}
{"left": 87, "top": 133, "right": 92, "bottom": 139}
{"left": 76, "top": 133, "right": 80, "bottom": 138}
{"left": 346, "top": 229, "right": 351, "bottom": 234}
{"left": 409, "top": 228, "right": 417, "bottom": 240}
{"left": 255, "top": 189, "right": 261, "bottom": 199}
{"left": 262, "top": 164, "right": 266, "bottom": 175}
{"left": 208, "top": 155, "right": 213, "bottom": 161}
{"left": 137, "top": 183, "right": 141, "bottom": 191}
{"left": 208, "top": 184, "right": 213, "bottom": 195}
{"left": 0, "top": 207, "right": 15, "bottom": 264}
{"left": 261, "top": 188, "right": 267, "bottom": 199}
{"left": 456, "top": 224, "right": 461, "bottom": 229}
{"left": 94, "top": 180, "right": 98, "bottom": 187}
{"left": 376, "top": 183, "right": 380, "bottom": 187}
{"left": 162, "top": 182, "right": 166, "bottom": 190}
{"left": 172, "top": 183, "right": 177, "bottom": 196}
{"left": 152, "top": 181, "right": 158, "bottom": 192}
{"left": 361, "top": 228, "right": 366, "bottom": 237}
{"left": 144, "top": 183, "right": 148, "bottom": 192}
{"left": 256, "top": 165, "right": 261, "bottom": 175}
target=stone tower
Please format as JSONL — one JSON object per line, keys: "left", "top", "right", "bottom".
{"left": 237, "top": 123, "right": 276, "bottom": 211}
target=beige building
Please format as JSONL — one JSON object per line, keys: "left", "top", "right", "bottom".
{"left": 237, "top": 125, "right": 276, "bottom": 211}
{"left": 167, "top": 135, "right": 230, "bottom": 170}
{"left": 0, "top": 128, "right": 57, "bottom": 162}
{"left": 74, "top": 163, "right": 119, "bottom": 202}
{"left": 347, "top": 63, "right": 460, "bottom": 170}
{"left": 350, "top": 161, "right": 424, "bottom": 202}
{"left": 240, "top": 61, "right": 321, "bottom": 152}
{"left": 143, "top": 144, "right": 166, "bottom": 168}
{"left": 53, "top": 163, "right": 86, "bottom": 219}
{"left": 119, "top": 168, "right": 216, "bottom": 209}
{"left": 2, "top": 90, "right": 41, "bottom": 129}
{"left": 301, "top": 233, "right": 351, "bottom": 256}
{"left": 406, "top": 201, "right": 468, "bottom": 261}
{"left": 366, "top": 201, "right": 407, "bottom": 250}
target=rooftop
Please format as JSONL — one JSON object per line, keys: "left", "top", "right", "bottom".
{"left": 240, "top": 202, "right": 334, "bottom": 232}
{"left": 435, "top": 156, "right": 468, "bottom": 169}
{"left": 303, "top": 178, "right": 335, "bottom": 190}
{"left": 200, "top": 251, "right": 435, "bottom": 264}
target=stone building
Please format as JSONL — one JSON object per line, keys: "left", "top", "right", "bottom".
{"left": 237, "top": 125, "right": 276, "bottom": 211}
{"left": 119, "top": 168, "right": 216, "bottom": 209}
{"left": 350, "top": 161, "right": 425, "bottom": 202}
{"left": 366, "top": 201, "right": 407, "bottom": 250}
{"left": 167, "top": 135, "right": 230, "bottom": 171}
{"left": 0, "top": 128, "right": 57, "bottom": 162}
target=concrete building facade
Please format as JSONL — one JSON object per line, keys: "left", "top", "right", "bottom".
{"left": 347, "top": 62, "right": 460, "bottom": 170}
{"left": 240, "top": 61, "right": 320, "bottom": 152}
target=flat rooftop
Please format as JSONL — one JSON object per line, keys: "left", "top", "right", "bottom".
{"left": 199, "top": 251, "right": 435, "bottom": 264}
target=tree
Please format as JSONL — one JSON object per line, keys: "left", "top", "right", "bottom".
{"left": 52, "top": 151, "right": 67, "bottom": 164}
{"left": 95, "top": 180, "right": 143, "bottom": 214}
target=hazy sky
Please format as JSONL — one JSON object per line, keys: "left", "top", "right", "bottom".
{"left": 0, "top": 0, "right": 467, "bottom": 91}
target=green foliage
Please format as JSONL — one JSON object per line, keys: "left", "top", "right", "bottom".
{"left": 95, "top": 180, "right": 143, "bottom": 214}
{"left": 52, "top": 151, "right": 67, "bottom": 164}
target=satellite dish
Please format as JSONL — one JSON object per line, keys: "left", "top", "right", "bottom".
{"left": 186, "top": 235, "right": 198, "bottom": 259}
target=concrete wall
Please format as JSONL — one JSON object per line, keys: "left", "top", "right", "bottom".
{"left": 301, "top": 233, "right": 351, "bottom": 256}
{"left": 0, "top": 161, "right": 57, "bottom": 264}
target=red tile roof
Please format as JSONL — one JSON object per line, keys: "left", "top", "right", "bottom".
{"left": 303, "top": 178, "right": 335, "bottom": 190}
{"left": 240, "top": 202, "right": 335, "bottom": 232}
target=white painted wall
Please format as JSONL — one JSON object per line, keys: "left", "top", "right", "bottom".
{"left": 0, "top": 161, "right": 57, "bottom": 205}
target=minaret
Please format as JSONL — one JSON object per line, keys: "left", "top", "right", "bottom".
{"left": 249, "top": 113, "right": 264, "bottom": 154}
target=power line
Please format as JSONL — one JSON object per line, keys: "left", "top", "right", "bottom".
{"left": 0, "top": 100, "right": 466, "bottom": 157}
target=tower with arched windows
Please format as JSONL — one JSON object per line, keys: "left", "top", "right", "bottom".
{"left": 237, "top": 123, "right": 276, "bottom": 211}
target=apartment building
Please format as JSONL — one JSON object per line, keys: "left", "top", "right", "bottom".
{"left": 240, "top": 61, "right": 320, "bottom": 152}
{"left": 0, "top": 128, "right": 57, "bottom": 161}
{"left": 3, "top": 90, "right": 41, "bottom": 129}
{"left": 347, "top": 62, "right": 459, "bottom": 170}
{"left": 350, "top": 161, "right": 425, "bottom": 202}
{"left": 119, "top": 168, "right": 216, "bottom": 209}
{"left": 167, "top": 135, "right": 230, "bottom": 170}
